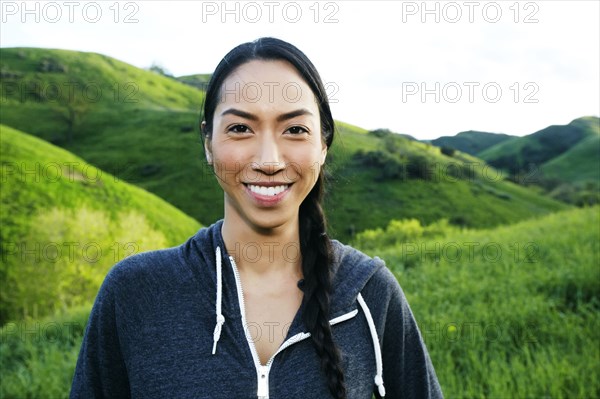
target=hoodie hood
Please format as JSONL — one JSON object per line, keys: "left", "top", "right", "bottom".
{"left": 329, "top": 239, "right": 386, "bottom": 317}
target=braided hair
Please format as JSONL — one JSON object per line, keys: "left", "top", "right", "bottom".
{"left": 299, "top": 174, "right": 346, "bottom": 398}
{"left": 202, "top": 37, "right": 346, "bottom": 398}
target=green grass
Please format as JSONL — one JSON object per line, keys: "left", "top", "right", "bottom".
{"left": 0, "top": 47, "right": 569, "bottom": 243}
{"left": 0, "top": 306, "right": 90, "bottom": 398}
{"left": 1, "top": 207, "right": 597, "bottom": 398}
{"left": 355, "top": 206, "right": 600, "bottom": 398}
{"left": 0, "top": 125, "right": 201, "bottom": 324}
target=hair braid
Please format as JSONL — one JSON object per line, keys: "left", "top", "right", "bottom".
{"left": 300, "top": 174, "right": 346, "bottom": 399}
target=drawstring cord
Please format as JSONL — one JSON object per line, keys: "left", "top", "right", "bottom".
{"left": 212, "top": 246, "right": 225, "bottom": 355}
{"left": 357, "top": 293, "right": 386, "bottom": 398}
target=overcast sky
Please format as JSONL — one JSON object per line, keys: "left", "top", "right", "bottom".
{"left": 1, "top": 0, "right": 599, "bottom": 139}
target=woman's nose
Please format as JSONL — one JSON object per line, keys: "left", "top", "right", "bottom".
{"left": 254, "top": 136, "right": 285, "bottom": 175}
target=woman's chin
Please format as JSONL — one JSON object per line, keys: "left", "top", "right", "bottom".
{"left": 244, "top": 211, "right": 297, "bottom": 233}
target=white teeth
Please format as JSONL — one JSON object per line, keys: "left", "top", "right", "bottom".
{"left": 247, "top": 184, "right": 289, "bottom": 196}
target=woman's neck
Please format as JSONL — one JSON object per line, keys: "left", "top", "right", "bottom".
{"left": 221, "top": 211, "right": 302, "bottom": 277}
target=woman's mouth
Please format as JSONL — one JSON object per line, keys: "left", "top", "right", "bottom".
{"left": 247, "top": 184, "right": 289, "bottom": 196}
{"left": 243, "top": 183, "right": 292, "bottom": 206}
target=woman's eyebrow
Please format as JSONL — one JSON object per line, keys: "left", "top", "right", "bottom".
{"left": 220, "top": 108, "right": 258, "bottom": 121}
{"left": 276, "top": 108, "right": 314, "bottom": 122}
{"left": 220, "top": 108, "right": 314, "bottom": 122}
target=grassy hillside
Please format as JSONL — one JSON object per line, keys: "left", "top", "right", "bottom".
{"left": 327, "top": 128, "right": 568, "bottom": 238}
{"left": 431, "top": 130, "right": 515, "bottom": 156}
{"left": 541, "top": 123, "right": 600, "bottom": 182}
{"left": 355, "top": 206, "right": 600, "bottom": 398}
{"left": 479, "top": 116, "right": 599, "bottom": 180}
{"left": 1, "top": 206, "right": 597, "bottom": 398}
{"left": 0, "top": 47, "right": 202, "bottom": 110}
{"left": 0, "top": 47, "right": 569, "bottom": 241}
{"left": 0, "top": 47, "right": 204, "bottom": 145}
{"left": 0, "top": 125, "right": 201, "bottom": 324}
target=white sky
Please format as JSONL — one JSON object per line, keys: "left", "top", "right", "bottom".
{"left": 1, "top": 0, "right": 599, "bottom": 139}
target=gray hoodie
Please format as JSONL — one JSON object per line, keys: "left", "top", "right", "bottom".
{"left": 70, "top": 220, "right": 443, "bottom": 398}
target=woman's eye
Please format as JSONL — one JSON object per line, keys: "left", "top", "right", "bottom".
{"left": 287, "top": 126, "right": 308, "bottom": 135}
{"left": 228, "top": 124, "right": 250, "bottom": 133}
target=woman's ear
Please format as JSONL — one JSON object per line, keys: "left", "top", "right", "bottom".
{"left": 320, "top": 146, "right": 327, "bottom": 165}
{"left": 204, "top": 140, "right": 213, "bottom": 164}
{"left": 201, "top": 121, "right": 213, "bottom": 164}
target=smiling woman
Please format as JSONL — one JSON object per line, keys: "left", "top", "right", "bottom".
{"left": 69, "top": 37, "right": 443, "bottom": 399}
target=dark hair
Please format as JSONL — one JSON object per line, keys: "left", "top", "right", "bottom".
{"left": 201, "top": 37, "right": 345, "bottom": 398}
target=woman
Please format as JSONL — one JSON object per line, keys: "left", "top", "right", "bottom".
{"left": 71, "top": 37, "right": 442, "bottom": 399}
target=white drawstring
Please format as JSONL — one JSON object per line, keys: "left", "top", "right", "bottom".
{"left": 212, "top": 246, "right": 225, "bottom": 355}
{"left": 357, "top": 293, "right": 386, "bottom": 398}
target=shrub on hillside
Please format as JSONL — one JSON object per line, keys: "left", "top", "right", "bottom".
{"left": 1, "top": 207, "right": 167, "bottom": 324}
{"left": 353, "top": 218, "right": 458, "bottom": 252}
{"left": 368, "top": 128, "right": 393, "bottom": 138}
{"left": 37, "top": 58, "right": 67, "bottom": 73}
{"left": 549, "top": 182, "right": 600, "bottom": 207}
{"left": 441, "top": 146, "right": 456, "bottom": 157}
{"left": 353, "top": 150, "right": 439, "bottom": 181}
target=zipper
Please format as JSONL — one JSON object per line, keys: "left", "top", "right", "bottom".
{"left": 229, "top": 256, "right": 264, "bottom": 396}
{"left": 228, "top": 256, "right": 357, "bottom": 399}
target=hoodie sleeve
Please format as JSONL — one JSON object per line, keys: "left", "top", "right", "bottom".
{"left": 70, "top": 266, "right": 131, "bottom": 398}
{"left": 363, "top": 264, "right": 443, "bottom": 399}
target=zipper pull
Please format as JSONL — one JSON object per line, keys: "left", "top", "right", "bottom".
{"left": 257, "top": 365, "right": 269, "bottom": 398}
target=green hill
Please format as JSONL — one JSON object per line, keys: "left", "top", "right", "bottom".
{"left": 0, "top": 47, "right": 568, "bottom": 241}
{"left": 478, "top": 117, "right": 599, "bottom": 180}
{"left": 540, "top": 120, "right": 600, "bottom": 183}
{"left": 0, "top": 47, "right": 204, "bottom": 144}
{"left": 431, "top": 130, "right": 515, "bottom": 156}
{"left": 327, "top": 128, "right": 567, "bottom": 238}
{"left": 0, "top": 124, "right": 201, "bottom": 324}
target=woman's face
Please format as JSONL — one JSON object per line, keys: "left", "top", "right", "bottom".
{"left": 205, "top": 59, "right": 327, "bottom": 232}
